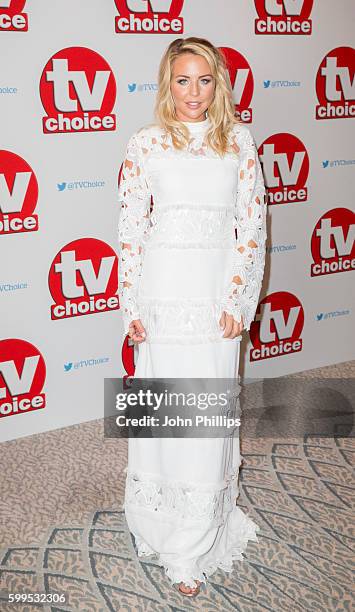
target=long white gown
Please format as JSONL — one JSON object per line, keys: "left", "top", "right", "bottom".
{"left": 117, "top": 115, "right": 267, "bottom": 588}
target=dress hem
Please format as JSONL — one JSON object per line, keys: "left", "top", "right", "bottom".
{"left": 132, "top": 506, "right": 260, "bottom": 588}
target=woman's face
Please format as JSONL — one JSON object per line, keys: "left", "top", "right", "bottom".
{"left": 170, "top": 52, "right": 215, "bottom": 123}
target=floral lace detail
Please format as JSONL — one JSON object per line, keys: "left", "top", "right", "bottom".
{"left": 117, "top": 132, "right": 152, "bottom": 335}
{"left": 117, "top": 122, "right": 267, "bottom": 336}
{"left": 137, "top": 297, "right": 242, "bottom": 344}
{"left": 124, "top": 464, "right": 241, "bottom": 528}
{"left": 125, "top": 460, "right": 260, "bottom": 589}
{"left": 133, "top": 534, "right": 156, "bottom": 558}
{"left": 147, "top": 206, "right": 236, "bottom": 250}
{"left": 138, "top": 120, "right": 241, "bottom": 162}
{"left": 220, "top": 128, "right": 267, "bottom": 331}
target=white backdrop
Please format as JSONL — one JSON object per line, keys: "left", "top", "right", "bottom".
{"left": 1, "top": 0, "right": 354, "bottom": 442}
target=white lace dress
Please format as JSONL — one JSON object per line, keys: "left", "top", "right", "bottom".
{"left": 117, "top": 115, "right": 267, "bottom": 587}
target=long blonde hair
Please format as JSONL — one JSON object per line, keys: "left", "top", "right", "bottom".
{"left": 153, "top": 37, "right": 241, "bottom": 156}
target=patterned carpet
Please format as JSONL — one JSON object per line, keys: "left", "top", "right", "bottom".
{"left": 0, "top": 361, "right": 354, "bottom": 611}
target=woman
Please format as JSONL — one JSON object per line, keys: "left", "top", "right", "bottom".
{"left": 117, "top": 37, "right": 267, "bottom": 597}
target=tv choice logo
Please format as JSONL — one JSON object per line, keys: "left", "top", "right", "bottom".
{"left": 254, "top": 0, "right": 313, "bottom": 35}
{"left": 249, "top": 292, "right": 304, "bottom": 362}
{"left": 0, "top": 150, "right": 39, "bottom": 235}
{"left": 0, "top": 339, "right": 46, "bottom": 419}
{"left": 114, "top": 0, "right": 184, "bottom": 34}
{"left": 49, "top": 238, "right": 119, "bottom": 320}
{"left": 316, "top": 47, "right": 355, "bottom": 120}
{"left": 40, "top": 47, "right": 117, "bottom": 134}
{"left": 259, "top": 133, "right": 309, "bottom": 205}
{"left": 219, "top": 47, "right": 253, "bottom": 123}
{"left": 0, "top": 0, "right": 28, "bottom": 31}
{"left": 311, "top": 208, "right": 355, "bottom": 277}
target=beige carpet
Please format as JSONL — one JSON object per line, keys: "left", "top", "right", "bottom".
{"left": 0, "top": 361, "right": 354, "bottom": 611}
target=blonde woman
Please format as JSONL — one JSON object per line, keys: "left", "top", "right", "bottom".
{"left": 118, "top": 37, "right": 267, "bottom": 597}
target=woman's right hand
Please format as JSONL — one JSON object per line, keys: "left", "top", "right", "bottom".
{"left": 128, "top": 319, "right": 147, "bottom": 344}
{"left": 219, "top": 311, "right": 244, "bottom": 339}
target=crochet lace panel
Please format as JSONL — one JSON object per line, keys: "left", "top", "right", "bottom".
{"left": 137, "top": 297, "right": 241, "bottom": 345}
{"left": 117, "top": 124, "right": 267, "bottom": 337}
{"left": 124, "top": 463, "right": 242, "bottom": 527}
{"left": 146, "top": 206, "right": 236, "bottom": 250}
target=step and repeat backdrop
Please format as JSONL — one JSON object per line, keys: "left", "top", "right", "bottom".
{"left": 1, "top": 1, "right": 354, "bottom": 441}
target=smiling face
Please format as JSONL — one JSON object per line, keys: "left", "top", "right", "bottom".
{"left": 170, "top": 52, "right": 215, "bottom": 123}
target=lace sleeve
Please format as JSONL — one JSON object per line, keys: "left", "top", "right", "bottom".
{"left": 220, "top": 127, "right": 267, "bottom": 332}
{"left": 117, "top": 132, "right": 152, "bottom": 336}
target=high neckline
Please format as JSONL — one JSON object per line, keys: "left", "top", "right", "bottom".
{"left": 179, "top": 115, "right": 210, "bottom": 131}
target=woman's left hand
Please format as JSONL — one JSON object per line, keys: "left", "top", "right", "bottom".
{"left": 219, "top": 311, "right": 244, "bottom": 339}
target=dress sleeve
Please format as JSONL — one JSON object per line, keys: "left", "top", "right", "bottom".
{"left": 117, "top": 132, "right": 152, "bottom": 336}
{"left": 220, "top": 126, "right": 267, "bottom": 332}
